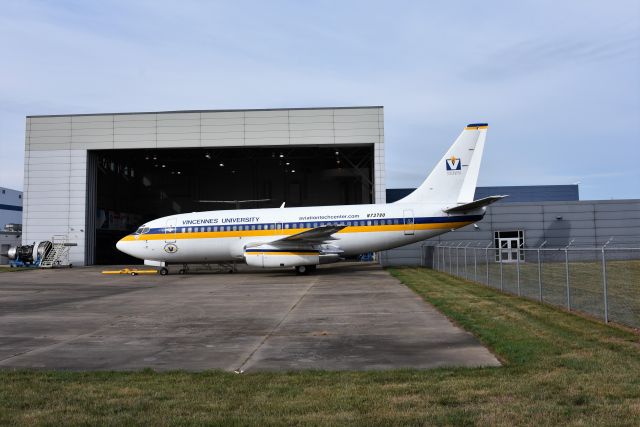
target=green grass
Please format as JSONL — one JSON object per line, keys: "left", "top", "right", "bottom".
{"left": 0, "top": 267, "right": 31, "bottom": 273}
{"left": 1, "top": 268, "right": 639, "bottom": 426}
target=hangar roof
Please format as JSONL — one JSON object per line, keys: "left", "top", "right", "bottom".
{"left": 27, "top": 106, "right": 383, "bottom": 118}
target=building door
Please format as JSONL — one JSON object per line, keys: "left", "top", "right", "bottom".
{"left": 494, "top": 230, "right": 524, "bottom": 262}
{"left": 403, "top": 209, "right": 415, "bottom": 235}
{"left": 498, "top": 238, "right": 519, "bottom": 262}
{"left": 165, "top": 218, "right": 177, "bottom": 243}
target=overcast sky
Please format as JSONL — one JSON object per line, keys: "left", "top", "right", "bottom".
{"left": 1, "top": 0, "right": 639, "bottom": 200}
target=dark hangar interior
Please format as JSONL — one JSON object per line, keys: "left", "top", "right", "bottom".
{"left": 89, "top": 145, "right": 374, "bottom": 264}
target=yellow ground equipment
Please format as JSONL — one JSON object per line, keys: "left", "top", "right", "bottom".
{"left": 101, "top": 268, "right": 158, "bottom": 276}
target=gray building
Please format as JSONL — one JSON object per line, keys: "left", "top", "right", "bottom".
{"left": 0, "top": 187, "right": 22, "bottom": 229}
{"left": 380, "top": 186, "right": 640, "bottom": 266}
{"left": 22, "top": 107, "right": 385, "bottom": 265}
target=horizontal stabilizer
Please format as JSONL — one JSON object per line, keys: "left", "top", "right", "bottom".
{"left": 443, "top": 195, "right": 507, "bottom": 214}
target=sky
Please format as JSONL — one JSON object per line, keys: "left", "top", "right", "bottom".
{"left": 0, "top": 0, "right": 639, "bottom": 200}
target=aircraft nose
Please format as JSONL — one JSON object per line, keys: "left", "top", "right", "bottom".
{"left": 116, "top": 238, "right": 129, "bottom": 254}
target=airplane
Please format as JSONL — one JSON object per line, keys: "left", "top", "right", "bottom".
{"left": 116, "top": 123, "right": 505, "bottom": 275}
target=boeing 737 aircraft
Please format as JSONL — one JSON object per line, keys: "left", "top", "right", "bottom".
{"left": 116, "top": 123, "right": 504, "bottom": 275}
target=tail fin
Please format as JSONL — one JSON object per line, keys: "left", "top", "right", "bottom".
{"left": 396, "top": 123, "right": 488, "bottom": 205}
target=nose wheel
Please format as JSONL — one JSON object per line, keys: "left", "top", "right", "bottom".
{"left": 159, "top": 267, "right": 169, "bottom": 276}
{"left": 295, "top": 265, "right": 316, "bottom": 275}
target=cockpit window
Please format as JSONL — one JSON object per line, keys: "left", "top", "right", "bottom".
{"left": 133, "top": 226, "right": 150, "bottom": 235}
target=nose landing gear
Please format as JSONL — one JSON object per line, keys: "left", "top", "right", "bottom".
{"left": 295, "top": 265, "right": 317, "bottom": 275}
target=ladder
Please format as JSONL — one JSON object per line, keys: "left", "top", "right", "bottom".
{"left": 40, "top": 235, "right": 75, "bottom": 268}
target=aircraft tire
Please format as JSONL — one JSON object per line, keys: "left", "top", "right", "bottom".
{"left": 178, "top": 269, "right": 186, "bottom": 275}
{"left": 159, "top": 267, "right": 169, "bottom": 276}
{"left": 295, "top": 265, "right": 308, "bottom": 275}
{"left": 130, "top": 272, "right": 137, "bottom": 276}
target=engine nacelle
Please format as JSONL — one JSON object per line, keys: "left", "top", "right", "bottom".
{"left": 244, "top": 249, "right": 319, "bottom": 268}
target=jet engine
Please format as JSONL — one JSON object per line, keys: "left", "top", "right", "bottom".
{"left": 7, "top": 241, "right": 53, "bottom": 264}
{"left": 244, "top": 247, "right": 319, "bottom": 268}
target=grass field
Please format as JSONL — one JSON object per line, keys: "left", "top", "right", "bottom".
{"left": 1, "top": 268, "right": 639, "bottom": 425}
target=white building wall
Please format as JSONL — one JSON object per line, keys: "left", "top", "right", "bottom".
{"left": 24, "top": 107, "right": 385, "bottom": 265}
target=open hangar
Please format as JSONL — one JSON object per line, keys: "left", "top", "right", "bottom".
{"left": 21, "top": 106, "right": 385, "bottom": 265}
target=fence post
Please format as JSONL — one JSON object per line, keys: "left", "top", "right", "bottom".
{"left": 564, "top": 239, "right": 574, "bottom": 311}
{"left": 442, "top": 245, "right": 446, "bottom": 272}
{"left": 485, "top": 242, "right": 492, "bottom": 286}
{"left": 537, "top": 241, "right": 547, "bottom": 303}
{"left": 463, "top": 244, "right": 467, "bottom": 278}
{"left": 516, "top": 242, "right": 522, "bottom": 296}
{"left": 464, "top": 242, "right": 472, "bottom": 279}
{"left": 474, "top": 243, "right": 479, "bottom": 282}
{"left": 432, "top": 246, "right": 437, "bottom": 270}
{"left": 601, "top": 238, "right": 613, "bottom": 323}
{"left": 499, "top": 250, "right": 504, "bottom": 291}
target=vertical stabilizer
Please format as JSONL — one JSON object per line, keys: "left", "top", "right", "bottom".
{"left": 396, "top": 123, "right": 488, "bottom": 205}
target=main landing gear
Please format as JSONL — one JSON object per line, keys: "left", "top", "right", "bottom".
{"left": 159, "top": 267, "right": 169, "bottom": 276}
{"left": 295, "top": 265, "right": 317, "bottom": 275}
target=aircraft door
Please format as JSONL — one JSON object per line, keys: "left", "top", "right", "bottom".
{"left": 403, "top": 209, "right": 415, "bottom": 235}
{"left": 165, "top": 218, "right": 177, "bottom": 243}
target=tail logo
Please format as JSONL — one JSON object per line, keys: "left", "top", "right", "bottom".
{"left": 446, "top": 155, "right": 461, "bottom": 171}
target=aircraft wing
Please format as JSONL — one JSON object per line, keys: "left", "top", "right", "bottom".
{"left": 244, "top": 225, "right": 346, "bottom": 254}
{"left": 275, "top": 225, "right": 346, "bottom": 243}
{"left": 443, "top": 195, "right": 508, "bottom": 214}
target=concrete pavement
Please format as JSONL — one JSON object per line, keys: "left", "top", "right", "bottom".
{"left": 0, "top": 263, "right": 500, "bottom": 371}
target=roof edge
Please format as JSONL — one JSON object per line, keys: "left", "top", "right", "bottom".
{"left": 27, "top": 106, "right": 384, "bottom": 119}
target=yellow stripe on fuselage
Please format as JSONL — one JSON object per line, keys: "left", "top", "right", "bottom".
{"left": 119, "top": 221, "right": 473, "bottom": 242}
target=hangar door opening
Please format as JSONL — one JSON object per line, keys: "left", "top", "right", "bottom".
{"left": 86, "top": 145, "right": 374, "bottom": 265}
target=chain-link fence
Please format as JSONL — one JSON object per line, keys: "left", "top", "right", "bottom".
{"left": 428, "top": 243, "right": 640, "bottom": 328}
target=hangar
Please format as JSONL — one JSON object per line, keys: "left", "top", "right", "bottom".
{"left": 22, "top": 107, "right": 385, "bottom": 265}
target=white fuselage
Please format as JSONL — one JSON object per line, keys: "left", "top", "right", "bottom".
{"left": 116, "top": 202, "right": 482, "bottom": 264}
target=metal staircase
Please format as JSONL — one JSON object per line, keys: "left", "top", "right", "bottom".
{"left": 40, "top": 235, "right": 75, "bottom": 268}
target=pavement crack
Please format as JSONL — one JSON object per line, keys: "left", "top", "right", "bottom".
{"left": 235, "top": 277, "right": 318, "bottom": 372}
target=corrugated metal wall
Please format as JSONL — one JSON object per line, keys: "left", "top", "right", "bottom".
{"left": 380, "top": 199, "right": 640, "bottom": 266}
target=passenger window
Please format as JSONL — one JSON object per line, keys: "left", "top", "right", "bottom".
{"left": 285, "top": 224, "right": 289, "bottom": 229}
{"left": 251, "top": 225, "right": 256, "bottom": 230}
{"left": 367, "top": 221, "right": 371, "bottom": 226}
{"left": 347, "top": 221, "right": 351, "bottom": 226}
